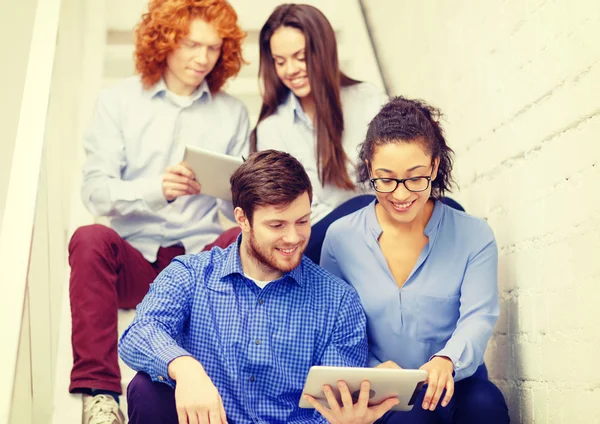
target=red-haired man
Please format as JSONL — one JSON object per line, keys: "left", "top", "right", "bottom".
{"left": 69, "top": 1, "right": 248, "bottom": 422}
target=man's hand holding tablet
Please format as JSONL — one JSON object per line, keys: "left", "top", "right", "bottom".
{"left": 303, "top": 380, "right": 399, "bottom": 424}
{"left": 300, "top": 365, "right": 428, "bottom": 423}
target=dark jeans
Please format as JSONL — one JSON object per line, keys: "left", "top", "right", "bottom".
{"left": 128, "top": 372, "right": 178, "bottom": 423}
{"left": 376, "top": 365, "right": 509, "bottom": 424}
{"left": 128, "top": 366, "right": 509, "bottom": 424}
{"left": 68, "top": 224, "right": 184, "bottom": 394}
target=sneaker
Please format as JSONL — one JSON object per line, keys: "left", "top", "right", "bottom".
{"left": 82, "top": 394, "right": 125, "bottom": 424}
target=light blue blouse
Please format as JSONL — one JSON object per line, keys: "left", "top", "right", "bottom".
{"left": 256, "top": 83, "right": 387, "bottom": 223}
{"left": 320, "top": 200, "right": 500, "bottom": 381}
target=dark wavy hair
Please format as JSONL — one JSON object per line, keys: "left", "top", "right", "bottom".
{"left": 250, "top": 4, "right": 360, "bottom": 190}
{"left": 134, "top": 0, "right": 246, "bottom": 93}
{"left": 357, "top": 96, "right": 455, "bottom": 199}
{"left": 231, "top": 150, "right": 313, "bottom": 224}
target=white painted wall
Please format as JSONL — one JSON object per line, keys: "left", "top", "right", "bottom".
{"left": 364, "top": 1, "right": 600, "bottom": 422}
{"left": 0, "top": 0, "right": 38, "bottom": 225}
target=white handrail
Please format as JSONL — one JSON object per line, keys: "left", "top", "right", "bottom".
{"left": 0, "top": 0, "right": 63, "bottom": 421}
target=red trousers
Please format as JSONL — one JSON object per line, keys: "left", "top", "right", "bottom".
{"left": 68, "top": 224, "right": 184, "bottom": 393}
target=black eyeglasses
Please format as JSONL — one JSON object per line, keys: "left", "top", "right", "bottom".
{"left": 370, "top": 176, "right": 432, "bottom": 193}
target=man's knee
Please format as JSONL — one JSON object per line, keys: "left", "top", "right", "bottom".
{"left": 127, "top": 372, "right": 176, "bottom": 424}
{"left": 69, "top": 224, "right": 120, "bottom": 256}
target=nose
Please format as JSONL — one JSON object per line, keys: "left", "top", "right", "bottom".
{"left": 281, "top": 225, "right": 302, "bottom": 245}
{"left": 193, "top": 46, "right": 209, "bottom": 65}
{"left": 285, "top": 60, "right": 299, "bottom": 77}
{"left": 390, "top": 182, "right": 411, "bottom": 201}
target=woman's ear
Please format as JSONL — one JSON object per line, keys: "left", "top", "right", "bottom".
{"left": 431, "top": 158, "right": 441, "bottom": 181}
{"left": 234, "top": 207, "right": 251, "bottom": 232}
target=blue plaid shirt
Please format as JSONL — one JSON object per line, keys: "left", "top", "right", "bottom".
{"left": 119, "top": 240, "right": 368, "bottom": 423}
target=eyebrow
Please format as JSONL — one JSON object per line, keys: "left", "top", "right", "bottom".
{"left": 185, "top": 38, "right": 222, "bottom": 47}
{"left": 264, "top": 212, "right": 311, "bottom": 224}
{"left": 272, "top": 48, "right": 305, "bottom": 59}
{"left": 375, "top": 165, "right": 427, "bottom": 174}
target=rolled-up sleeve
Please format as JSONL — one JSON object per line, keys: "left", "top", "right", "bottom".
{"left": 118, "top": 258, "right": 196, "bottom": 387}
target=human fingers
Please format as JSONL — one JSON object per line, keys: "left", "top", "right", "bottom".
{"left": 421, "top": 369, "right": 437, "bottom": 410}
{"left": 375, "top": 361, "right": 402, "bottom": 369}
{"left": 337, "top": 381, "right": 354, "bottom": 410}
{"left": 176, "top": 404, "right": 187, "bottom": 424}
{"left": 304, "top": 395, "right": 335, "bottom": 423}
{"left": 428, "top": 373, "right": 447, "bottom": 411}
{"left": 440, "top": 376, "right": 455, "bottom": 408}
{"left": 321, "top": 384, "right": 342, "bottom": 414}
{"left": 174, "top": 163, "right": 196, "bottom": 179}
{"left": 371, "top": 397, "right": 400, "bottom": 421}
{"left": 187, "top": 408, "right": 199, "bottom": 424}
{"left": 219, "top": 398, "right": 228, "bottom": 424}
{"left": 356, "top": 380, "right": 371, "bottom": 410}
{"left": 208, "top": 407, "right": 221, "bottom": 424}
{"left": 163, "top": 172, "right": 191, "bottom": 185}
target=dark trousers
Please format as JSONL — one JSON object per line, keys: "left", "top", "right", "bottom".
{"left": 202, "top": 195, "right": 377, "bottom": 262}
{"left": 128, "top": 367, "right": 509, "bottom": 424}
{"left": 376, "top": 365, "right": 509, "bottom": 424}
{"left": 68, "top": 224, "right": 184, "bottom": 394}
{"left": 127, "top": 372, "right": 178, "bottom": 423}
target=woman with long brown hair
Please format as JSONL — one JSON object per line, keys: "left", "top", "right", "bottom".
{"left": 205, "top": 3, "right": 388, "bottom": 262}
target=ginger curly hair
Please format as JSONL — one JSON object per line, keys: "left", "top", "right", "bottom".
{"left": 134, "top": 0, "right": 246, "bottom": 93}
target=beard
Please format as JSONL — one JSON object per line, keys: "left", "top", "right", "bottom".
{"left": 246, "top": 229, "right": 306, "bottom": 274}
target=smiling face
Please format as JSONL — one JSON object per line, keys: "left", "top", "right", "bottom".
{"left": 164, "top": 18, "right": 223, "bottom": 96}
{"left": 269, "top": 26, "right": 311, "bottom": 99}
{"left": 237, "top": 192, "right": 311, "bottom": 279}
{"left": 369, "top": 139, "right": 439, "bottom": 226}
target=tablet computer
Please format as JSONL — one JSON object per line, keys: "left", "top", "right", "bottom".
{"left": 299, "top": 366, "right": 427, "bottom": 412}
{"left": 182, "top": 145, "right": 244, "bottom": 201}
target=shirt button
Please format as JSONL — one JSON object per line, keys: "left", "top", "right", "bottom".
{"left": 258, "top": 299, "right": 264, "bottom": 305}
{"left": 249, "top": 376, "right": 255, "bottom": 382}
{"left": 158, "top": 376, "right": 164, "bottom": 381}
{"left": 255, "top": 339, "right": 261, "bottom": 345}
{"left": 455, "top": 362, "right": 461, "bottom": 368}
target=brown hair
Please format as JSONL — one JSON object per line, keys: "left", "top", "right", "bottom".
{"left": 250, "top": 4, "right": 360, "bottom": 190}
{"left": 357, "top": 96, "right": 455, "bottom": 199}
{"left": 134, "top": 0, "right": 246, "bottom": 93}
{"left": 231, "top": 150, "right": 313, "bottom": 223}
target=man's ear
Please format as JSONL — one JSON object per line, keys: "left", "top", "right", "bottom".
{"left": 234, "top": 207, "right": 251, "bottom": 232}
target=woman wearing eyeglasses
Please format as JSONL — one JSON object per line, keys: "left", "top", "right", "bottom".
{"left": 319, "top": 97, "right": 510, "bottom": 424}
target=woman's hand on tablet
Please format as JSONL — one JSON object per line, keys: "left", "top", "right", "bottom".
{"left": 419, "top": 356, "right": 454, "bottom": 411}
{"left": 304, "top": 380, "right": 399, "bottom": 424}
{"left": 162, "top": 163, "right": 201, "bottom": 201}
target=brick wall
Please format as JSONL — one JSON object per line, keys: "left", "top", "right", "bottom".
{"left": 364, "top": 1, "right": 600, "bottom": 422}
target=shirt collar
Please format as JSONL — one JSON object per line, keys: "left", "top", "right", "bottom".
{"left": 284, "top": 91, "right": 313, "bottom": 129}
{"left": 214, "top": 235, "right": 304, "bottom": 287}
{"left": 146, "top": 78, "right": 212, "bottom": 104}
{"left": 365, "top": 198, "right": 444, "bottom": 239}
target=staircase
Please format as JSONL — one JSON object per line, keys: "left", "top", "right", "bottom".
{"left": 46, "top": 0, "right": 384, "bottom": 422}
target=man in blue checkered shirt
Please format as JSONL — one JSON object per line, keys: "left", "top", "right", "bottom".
{"left": 119, "top": 150, "right": 398, "bottom": 423}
